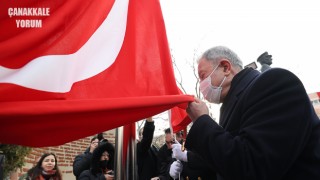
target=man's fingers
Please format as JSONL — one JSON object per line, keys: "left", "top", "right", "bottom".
{"left": 194, "top": 97, "right": 202, "bottom": 103}
{"left": 174, "top": 139, "right": 180, "bottom": 145}
{"left": 172, "top": 144, "right": 178, "bottom": 148}
{"left": 172, "top": 143, "right": 181, "bottom": 149}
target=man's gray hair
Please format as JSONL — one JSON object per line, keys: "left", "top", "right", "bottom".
{"left": 200, "top": 46, "right": 243, "bottom": 69}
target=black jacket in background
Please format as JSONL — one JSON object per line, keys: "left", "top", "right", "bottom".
{"left": 157, "top": 143, "right": 173, "bottom": 180}
{"left": 78, "top": 142, "right": 115, "bottom": 180}
{"left": 137, "top": 121, "right": 158, "bottom": 180}
{"left": 73, "top": 147, "right": 92, "bottom": 180}
{"left": 77, "top": 170, "right": 105, "bottom": 180}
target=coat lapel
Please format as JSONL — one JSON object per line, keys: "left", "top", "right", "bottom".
{"left": 219, "top": 68, "right": 260, "bottom": 129}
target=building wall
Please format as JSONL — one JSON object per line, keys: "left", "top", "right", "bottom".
{"left": 12, "top": 130, "right": 115, "bottom": 180}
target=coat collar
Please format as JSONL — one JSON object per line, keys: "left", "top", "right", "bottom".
{"left": 219, "top": 68, "right": 260, "bottom": 128}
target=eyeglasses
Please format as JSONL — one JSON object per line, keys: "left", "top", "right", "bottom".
{"left": 166, "top": 140, "right": 175, "bottom": 145}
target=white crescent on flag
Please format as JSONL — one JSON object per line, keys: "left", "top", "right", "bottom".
{"left": 0, "top": 0, "right": 128, "bottom": 92}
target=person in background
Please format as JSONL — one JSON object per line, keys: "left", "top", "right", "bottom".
{"left": 175, "top": 131, "right": 184, "bottom": 144}
{"left": 169, "top": 140, "right": 217, "bottom": 179}
{"left": 97, "top": 133, "right": 109, "bottom": 144}
{"left": 157, "top": 128, "right": 175, "bottom": 180}
{"left": 137, "top": 117, "right": 159, "bottom": 180}
{"left": 73, "top": 136, "right": 99, "bottom": 179}
{"left": 23, "top": 153, "right": 62, "bottom": 180}
{"left": 174, "top": 46, "right": 320, "bottom": 180}
{"left": 78, "top": 141, "right": 115, "bottom": 180}
{"left": 0, "top": 151, "right": 4, "bottom": 180}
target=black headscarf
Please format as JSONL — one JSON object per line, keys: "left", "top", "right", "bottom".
{"left": 90, "top": 141, "right": 115, "bottom": 175}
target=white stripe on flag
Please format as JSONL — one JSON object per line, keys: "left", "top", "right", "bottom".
{"left": 0, "top": 0, "right": 128, "bottom": 92}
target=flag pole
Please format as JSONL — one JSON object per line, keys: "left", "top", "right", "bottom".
{"left": 168, "top": 109, "right": 181, "bottom": 180}
{"left": 115, "top": 126, "right": 124, "bottom": 180}
{"left": 115, "top": 123, "right": 137, "bottom": 180}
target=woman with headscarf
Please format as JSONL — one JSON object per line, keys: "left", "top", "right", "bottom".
{"left": 78, "top": 141, "right": 115, "bottom": 180}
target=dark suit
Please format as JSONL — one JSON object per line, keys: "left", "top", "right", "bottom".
{"left": 186, "top": 68, "right": 320, "bottom": 180}
{"left": 73, "top": 148, "right": 92, "bottom": 180}
{"left": 157, "top": 143, "right": 173, "bottom": 180}
{"left": 180, "top": 151, "right": 217, "bottom": 180}
{"left": 137, "top": 121, "right": 158, "bottom": 180}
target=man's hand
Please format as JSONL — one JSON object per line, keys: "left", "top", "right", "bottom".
{"left": 104, "top": 174, "right": 114, "bottom": 180}
{"left": 89, "top": 141, "right": 98, "bottom": 153}
{"left": 186, "top": 98, "right": 209, "bottom": 122}
{"left": 169, "top": 161, "right": 183, "bottom": 179}
{"left": 172, "top": 143, "right": 188, "bottom": 162}
{"left": 104, "top": 170, "right": 114, "bottom": 180}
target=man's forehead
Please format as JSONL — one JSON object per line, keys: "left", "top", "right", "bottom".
{"left": 198, "top": 58, "right": 213, "bottom": 72}
{"left": 165, "top": 133, "right": 173, "bottom": 138}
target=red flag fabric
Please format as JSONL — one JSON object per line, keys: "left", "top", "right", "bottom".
{"left": 0, "top": 0, "right": 193, "bottom": 147}
{"left": 171, "top": 105, "right": 191, "bottom": 133}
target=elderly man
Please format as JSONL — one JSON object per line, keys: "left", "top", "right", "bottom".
{"left": 172, "top": 46, "right": 320, "bottom": 180}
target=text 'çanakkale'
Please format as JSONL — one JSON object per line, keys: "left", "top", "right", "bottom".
{"left": 8, "top": 7, "right": 50, "bottom": 28}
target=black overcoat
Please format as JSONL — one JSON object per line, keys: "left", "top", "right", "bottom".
{"left": 186, "top": 68, "right": 320, "bottom": 180}
{"left": 137, "top": 121, "right": 158, "bottom": 180}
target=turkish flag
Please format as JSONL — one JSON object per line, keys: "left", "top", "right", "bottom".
{"left": 0, "top": 0, "right": 193, "bottom": 147}
{"left": 171, "top": 106, "right": 191, "bottom": 133}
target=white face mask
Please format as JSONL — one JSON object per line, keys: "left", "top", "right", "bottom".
{"left": 200, "top": 65, "right": 226, "bottom": 104}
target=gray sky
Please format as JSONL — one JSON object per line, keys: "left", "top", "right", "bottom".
{"left": 144, "top": 1, "right": 320, "bottom": 135}
{"left": 160, "top": 0, "right": 320, "bottom": 94}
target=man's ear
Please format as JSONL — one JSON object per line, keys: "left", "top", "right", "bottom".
{"left": 220, "top": 59, "right": 231, "bottom": 74}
